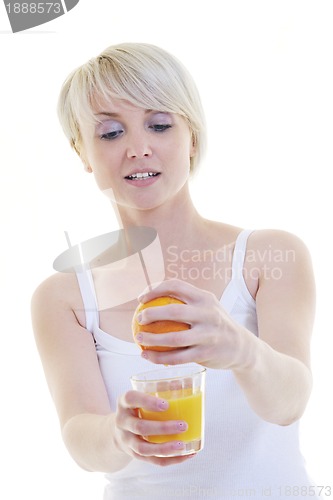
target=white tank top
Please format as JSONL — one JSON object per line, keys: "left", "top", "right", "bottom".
{"left": 75, "top": 230, "right": 318, "bottom": 499}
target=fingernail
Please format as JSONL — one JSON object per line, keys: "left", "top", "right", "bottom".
{"left": 157, "top": 400, "right": 169, "bottom": 410}
{"left": 136, "top": 313, "right": 143, "bottom": 324}
{"left": 136, "top": 334, "right": 143, "bottom": 343}
{"left": 141, "top": 351, "right": 148, "bottom": 360}
{"left": 177, "top": 421, "right": 188, "bottom": 432}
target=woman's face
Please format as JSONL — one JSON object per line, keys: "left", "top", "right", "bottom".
{"left": 79, "top": 97, "right": 195, "bottom": 211}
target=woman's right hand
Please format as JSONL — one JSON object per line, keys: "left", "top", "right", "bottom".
{"left": 114, "top": 390, "right": 195, "bottom": 466}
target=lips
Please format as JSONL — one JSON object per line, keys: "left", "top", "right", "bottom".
{"left": 125, "top": 172, "right": 161, "bottom": 181}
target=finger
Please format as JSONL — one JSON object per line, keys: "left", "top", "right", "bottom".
{"left": 124, "top": 414, "right": 188, "bottom": 437}
{"left": 141, "top": 346, "right": 199, "bottom": 366}
{"left": 119, "top": 390, "right": 169, "bottom": 412}
{"left": 137, "top": 303, "right": 198, "bottom": 325}
{"left": 137, "top": 330, "right": 196, "bottom": 349}
{"left": 129, "top": 434, "right": 189, "bottom": 458}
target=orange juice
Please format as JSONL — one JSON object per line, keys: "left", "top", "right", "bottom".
{"left": 130, "top": 364, "right": 206, "bottom": 455}
{"left": 139, "top": 389, "right": 203, "bottom": 443}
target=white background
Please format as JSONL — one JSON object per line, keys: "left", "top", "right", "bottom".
{"left": 1, "top": 1, "right": 332, "bottom": 498}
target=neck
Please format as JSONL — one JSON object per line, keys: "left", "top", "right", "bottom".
{"left": 112, "top": 184, "right": 205, "bottom": 252}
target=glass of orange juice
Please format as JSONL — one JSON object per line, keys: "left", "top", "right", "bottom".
{"left": 130, "top": 364, "right": 206, "bottom": 456}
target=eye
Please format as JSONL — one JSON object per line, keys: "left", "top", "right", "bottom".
{"left": 100, "top": 129, "right": 124, "bottom": 140}
{"left": 97, "top": 119, "right": 124, "bottom": 141}
{"left": 149, "top": 124, "right": 172, "bottom": 132}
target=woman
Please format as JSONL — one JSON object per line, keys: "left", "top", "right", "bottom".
{"left": 32, "top": 43, "right": 318, "bottom": 499}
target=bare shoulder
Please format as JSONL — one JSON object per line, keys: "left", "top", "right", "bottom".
{"left": 246, "top": 229, "right": 314, "bottom": 272}
{"left": 32, "top": 271, "right": 79, "bottom": 307}
{"left": 242, "top": 229, "right": 314, "bottom": 300}
{"left": 247, "top": 228, "right": 315, "bottom": 294}
{"left": 31, "top": 271, "right": 85, "bottom": 328}
{"left": 248, "top": 228, "right": 312, "bottom": 255}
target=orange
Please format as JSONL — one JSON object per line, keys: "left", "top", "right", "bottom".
{"left": 132, "top": 296, "right": 190, "bottom": 352}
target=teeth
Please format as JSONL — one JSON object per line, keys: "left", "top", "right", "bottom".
{"left": 127, "top": 172, "right": 158, "bottom": 180}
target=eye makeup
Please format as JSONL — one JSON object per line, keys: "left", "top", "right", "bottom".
{"left": 95, "top": 111, "right": 174, "bottom": 140}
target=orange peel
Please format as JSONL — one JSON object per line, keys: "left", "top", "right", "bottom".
{"left": 132, "top": 296, "right": 190, "bottom": 352}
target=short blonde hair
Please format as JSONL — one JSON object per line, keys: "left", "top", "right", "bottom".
{"left": 57, "top": 42, "right": 206, "bottom": 173}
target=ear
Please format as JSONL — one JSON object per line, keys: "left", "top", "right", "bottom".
{"left": 190, "top": 134, "right": 197, "bottom": 158}
{"left": 84, "top": 164, "right": 93, "bottom": 173}
{"left": 79, "top": 153, "right": 93, "bottom": 173}
{"left": 71, "top": 139, "right": 92, "bottom": 172}
{"left": 78, "top": 149, "right": 93, "bottom": 173}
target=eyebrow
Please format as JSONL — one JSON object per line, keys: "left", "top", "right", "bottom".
{"left": 94, "top": 109, "right": 158, "bottom": 118}
{"left": 94, "top": 112, "right": 120, "bottom": 118}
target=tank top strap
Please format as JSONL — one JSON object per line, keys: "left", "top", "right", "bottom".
{"left": 231, "top": 229, "right": 255, "bottom": 280}
{"left": 75, "top": 267, "right": 99, "bottom": 333}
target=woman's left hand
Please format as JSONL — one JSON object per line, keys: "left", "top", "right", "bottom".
{"left": 135, "top": 279, "right": 247, "bottom": 370}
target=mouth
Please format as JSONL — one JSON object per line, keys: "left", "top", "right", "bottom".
{"left": 124, "top": 172, "right": 161, "bottom": 181}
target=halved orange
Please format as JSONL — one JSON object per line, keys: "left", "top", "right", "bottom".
{"left": 132, "top": 296, "right": 190, "bottom": 352}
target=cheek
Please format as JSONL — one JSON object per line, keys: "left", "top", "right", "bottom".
{"left": 86, "top": 146, "right": 118, "bottom": 178}
{"left": 91, "top": 171, "right": 122, "bottom": 204}
{"left": 179, "top": 131, "right": 195, "bottom": 162}
{"left": 167, "top": 132, "right": 193, "bottom": 159}
{"left": 174, "top": 141, "right": 193, "bottom": 168}
{"left": 92, "top": 165, "right": 118, "bottom": 193}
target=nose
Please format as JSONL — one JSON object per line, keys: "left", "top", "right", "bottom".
{"left": 126, "top": 131, "right": 152, "bottom": 159}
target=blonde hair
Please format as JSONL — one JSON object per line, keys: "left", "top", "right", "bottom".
{"left": 57, "top": 42, "right": 206, "bottom": 173}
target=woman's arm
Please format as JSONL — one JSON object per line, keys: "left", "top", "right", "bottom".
{"left": 134, "top": 230, "right": 316, "bottom": 426}
{"left": 31, "top": 274, "right": 194, "bottom": 472}
{"left": 233, "top": 230, "right": 315, "bottom": 424}
{"left": 31, "top": 274, "right": 126, "bottom": 472}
